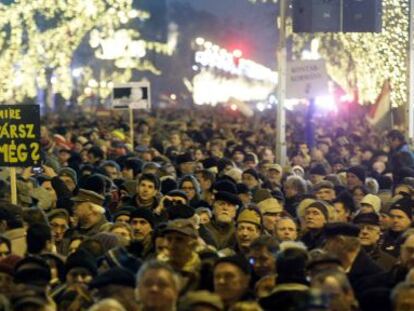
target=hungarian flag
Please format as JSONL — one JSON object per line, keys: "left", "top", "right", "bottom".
{"left": 227, "top": 97, "right": 254, "bottom": 118}
{"left": 367, "top": 80, "right": 391, "bottom": 127}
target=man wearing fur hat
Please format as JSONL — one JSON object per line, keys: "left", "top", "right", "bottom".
{"left": 129, "top": 208, "right": 155, "bottom": 257}
{"left": 204, "top": 191, "right": 242, "bottom": 250}
{"left": 58, "top": 167, "right": 78, "bottom": 193}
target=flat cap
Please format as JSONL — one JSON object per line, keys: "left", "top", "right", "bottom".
{"left": 257, "top": 198, "right": 283, "bottom": 214}
{"left": 179, "top": 291, "right": 224, "bottom": 311}
{"left": 47, "top": 208, "right": 69, "bottom": 223}
{"left": 313, "top": 181, "right": 335, "bottom": 192}
{"left": 89, "top": 267, "right": 135, "bottom": 289}
{"left": 71, "top": 188, "right": 105, "bottom": 206}
{"left": 353, "top": 212, "right": 380, "bottom": 226}
{"left": 163, "top": 219, "right": 198, "bottom": 239}
{"left": 324, "top": 222, "right": 360, "bottom": 238}
{"left": 214, "top": 191, "right": 242, "bottom": 207}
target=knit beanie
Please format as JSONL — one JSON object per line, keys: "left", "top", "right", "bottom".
{"left": 213, "top": 179, "right": 238, "bottom": 194}
{"left": 389, "top": 196, "right": 413, "bottom": 220}
{"left": 58, "top": 167, "right": 78, "bottom": 184}
{"left": 130, "top": 208, "right": 156, "bottom": 228}
{"left": 309, "top": 164, "right": 327, "bottom": 176}
{"left": 176, "top": 153, "right": 193, "bottom": 165}
{"left": 236, "top": 183, "right": 249, "bottom": 194}
{"left": 347, "top": 166, "right": 366, "bottom": 183}
{"left": 65, "top": 249, "right": 98, "bottom": 277}
{"left": 112, "top": 206, "right": 135, "bottom": 221}
{"left": 214, "top": 255, "right": 251, "bottom": 275}
{"left": 242, "top": 168, "right": 259, "bottom": 181}
{"left": 14, "top": 255, "right": 51, "bottom": 286}
{"left": 89, "top": 267, "right": 136, "bottom": 289}
{"left": 161, "top": 177, "right": 178, "bottom": 195}
{"left": 276, "top": 248, "right": 308, "bottom": 285}
{"left": 103, "top": 247, "right": 142, "bottom": 274}
{"left": 92, "top": 232, "right": 121, "bottom": 253}
{"left": 306, "top": 201, "right": 329, "bottom": 220}
{"left": 81, "top": 174, "right": 106, "bottom": 195}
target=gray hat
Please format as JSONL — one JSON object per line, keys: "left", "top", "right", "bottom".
{"left": 58, "top": 167, "right": 77, "bottom": 184}
{"left": 313, "top": 181, "right": 335, "bottom": 192}
{"left": 195, "top": 207, "right": 212, "bottom": 218}
{"left": 164, "top": 219, "right": 198, "bottom": 239}
{"left": 47, "top": 208, "right": 69, "bottom": 223}
{"left": 71, "top": 189, "right": 104, "bottom": 206}
{"left": 306, "top": 201, "right": 329, "bottom": 220}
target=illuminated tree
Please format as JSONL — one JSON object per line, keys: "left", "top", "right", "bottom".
{"left": 249, "top": 0, "right": 409, "bottom": 106}
{"left": 0, "top": 0, "right": 174, "bottom": 104}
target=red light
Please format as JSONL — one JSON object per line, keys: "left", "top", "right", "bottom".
{"left": 233, "top": 49, "right": 243, "bottom": 58}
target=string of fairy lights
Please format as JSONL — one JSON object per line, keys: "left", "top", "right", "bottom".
{"left": 0, "top": 0, "right": 173, "bottom": 104}
{"left": 250, "top": 0, "right": 410, "bottom": 107}
{"left": 0, "top": 1, "right": 409, "bottom": 106}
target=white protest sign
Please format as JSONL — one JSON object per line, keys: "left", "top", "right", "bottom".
{"left": 112, "top": 81, "right": 151, "bottom": 110}
{"left": 286, "top": 60, "right": 328, "bottom": 99}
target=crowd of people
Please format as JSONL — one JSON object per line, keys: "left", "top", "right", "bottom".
{"left": 0, "top": 105, "right": 413, "bottom": 311}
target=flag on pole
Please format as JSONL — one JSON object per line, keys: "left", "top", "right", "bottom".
{"left": 227, "top": 97, "right": 254, "bottom": 118}
{"left": 367, "top": 80, "right": 391, "bottom": 127}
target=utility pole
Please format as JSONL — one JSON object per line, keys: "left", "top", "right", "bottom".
{"left": 276, "top": 0, "right": 288, "bottom": 165}
{"left": 408, "top": 0, "right": 414, "bottom": 141}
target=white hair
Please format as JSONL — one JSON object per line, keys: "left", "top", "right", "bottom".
{"left": 279, "top": 241, "right": 308, "bottom": 252}
{"left": 136, "top": 260, "right": 181, "bottom": 290}
{"left": 88, "top": 299, "right": 126, "bottom": 311}
{"left": 89, "top": 202, "right": 106, "bottom": 215}
{"left": 365, "top": 177, "right": 379, "bottom": 194}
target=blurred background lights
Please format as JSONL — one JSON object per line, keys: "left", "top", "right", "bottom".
{"left": 233, "top": 49, "right": 243, "bottom": 58}
{"left": 315, "top": 95, "right": 337, "bottom": 111}
{"left": 256, "top": 102, "right": 265, "bottom": 111}
{"left": 195, "top": 37, "right": 205, "bottom": 46}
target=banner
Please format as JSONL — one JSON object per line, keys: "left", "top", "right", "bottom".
{"left": 0, "top": 105, "right": 41, "bottom": 167}
{"left": 367, "top": 80, "right": 391, "bottom": 127}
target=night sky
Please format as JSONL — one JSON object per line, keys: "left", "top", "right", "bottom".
{"left": 167, "top": 0, "right": 278, "bottom": 68}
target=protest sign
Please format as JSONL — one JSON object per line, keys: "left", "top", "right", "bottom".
{"left": 0, "top": 105, "right": 41, "bottom": 167}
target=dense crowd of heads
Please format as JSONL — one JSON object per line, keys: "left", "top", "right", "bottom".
{"left": 0, "top": 105, "right": 413, "bottom": 310}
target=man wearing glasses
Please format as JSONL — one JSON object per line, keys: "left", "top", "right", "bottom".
{"left": 353, "top": 212, "right": 395, "bottom": 271}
